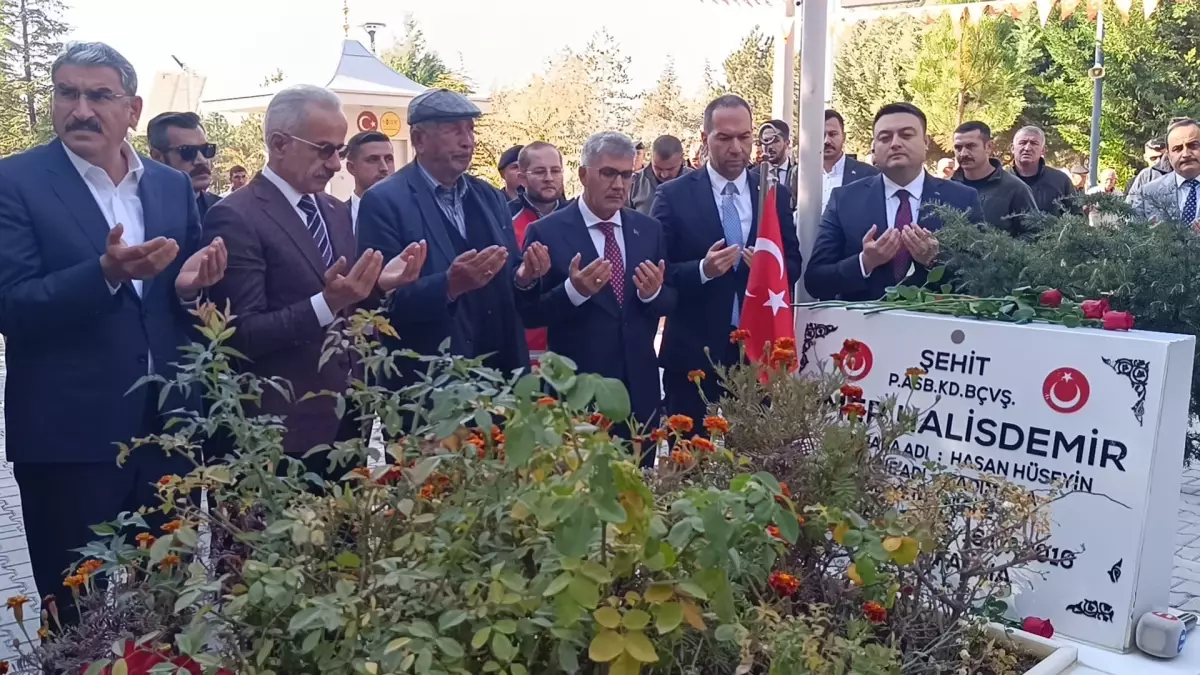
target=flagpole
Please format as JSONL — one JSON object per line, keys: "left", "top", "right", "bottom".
{"left": 757, "top": 160, "right": 774, "bottom": 222}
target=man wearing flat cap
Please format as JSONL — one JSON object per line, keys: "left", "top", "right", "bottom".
{"left": 357, "top": 89, "right": 551, "bottom": 391}
{"left": 498, "top": 144, "right": 524, "bottom": 202}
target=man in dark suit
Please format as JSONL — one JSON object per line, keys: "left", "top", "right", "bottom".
{"left": 806, "top": 102, "right": 984, "bottom": 302}
{"left": 0, "top": 42, "right": 227, "bottom": 613}
{"left": 357, "top": 89, "right": 551, "bottom": 392}
{"left": 821, "top": 109, "right": 879, "bottom": 211}
{"left": 147, "top": 111, "right": 222, "bottom": 219}
{"left": 203, "top": 85, "right": 425, "bottom": 469}
{"left": 519, "top": 132, "right": 675, "bottom": 462}
{"left": 652, "top": 94, "right": 802, "bottom": 424}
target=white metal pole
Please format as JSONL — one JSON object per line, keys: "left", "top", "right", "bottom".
{"left": 794, "top": 0, "right": 829, "bottom": 303}
{"left": 772, "top": 0, "right": 798, "bottom": 124}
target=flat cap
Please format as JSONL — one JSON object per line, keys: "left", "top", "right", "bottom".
{"left": 407, "top": 88, "right": 481, "bottom": 125}
{"left": 498, "top": 145, "right": 523, "bottom": 172}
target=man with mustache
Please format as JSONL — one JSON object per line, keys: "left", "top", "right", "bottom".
{"left": 1132, "top": 118, "right": 1200, "bottom": 227}
{"left": 0, "top": 41, "right": 227, "bottom": 617}
{"left": 147, "top": 111, "right": 222, "bottom": 219}
{"left": 202, "top": 85, "right": 426, "bottom": 471}
{"left": 818, "top": 110, "right": 877, "bottom": 211}
{"left": 1009, "top": 126, "right": 1075, "bottom": 217}
{"left": 950, "top": 120, "right": 1038, "bottom": 237}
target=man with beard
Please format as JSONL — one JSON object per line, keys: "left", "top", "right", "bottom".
{"left": 950, "top": 121, "right": 1038, "bottom": 236}
{"left": 1010, "top": 126, "right": 1075, "bottom": 216}
{"left": 357, "top": 89, "right": 551, "bottom": 390}
{"left": 818, "top": 109, "right": 877, "bottom": 211}
{"left": 343, "top": 130, "right": 395, "bottom": 234}
{"left": 510, "top": 141, "right": 569, "bottom": 363}
{"left": 628, "top": 135, "right": 691, "bottom": 216}
{"left": 147, "top": 111, "right": 221, "bottom": 219}
{"left": 202, "top": 85, "right": 426, "bottom": 468}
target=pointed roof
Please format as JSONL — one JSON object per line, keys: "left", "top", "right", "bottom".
{"left": 326, "top": 39, "right": 427, "bottom": 96}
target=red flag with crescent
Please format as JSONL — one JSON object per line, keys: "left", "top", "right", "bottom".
{"left": 738, "top": 178, "right": 795, "bottom": 369}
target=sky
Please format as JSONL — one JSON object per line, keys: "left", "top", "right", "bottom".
{"left": 64, "top": 0, "right": 774, "bottom": 103}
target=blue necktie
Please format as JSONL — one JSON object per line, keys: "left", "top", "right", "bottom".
{"left": 1183, "top": 179, "right": 1198, "bottom": 225}
{"left": 721, "top": 182, "right": 744, "bottom": 326}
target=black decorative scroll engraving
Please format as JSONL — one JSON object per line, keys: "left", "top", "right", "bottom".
{"left": 1101, "top": 357, "right": 1149, "bottom": 426}
{"left": 1066, "top": 599, "right": 1115, "bottom": 622}
{"left": 1108, "top": 559, "right": 1122, "bottom": 584}
{"left": 800, "top": 323, "right": 838, "bottom": 372}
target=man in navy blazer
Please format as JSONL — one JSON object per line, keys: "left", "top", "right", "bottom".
{"left": 0, "top": 42, "right": 227, "bottom": 614}
{"left": 357, "top": 89, "right": 550, "bottom": 392}
{"left": 652, "top": 94, "right": 802, "bottom": 425}
{"left": 805, "top": 102, "right": 984, "bottom": 302}
{"left": 519, "top": 132, "right": 676, "bottom": 463}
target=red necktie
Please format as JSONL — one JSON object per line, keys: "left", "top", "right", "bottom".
{"left": 596, "top": 222, "right": 625, "bottom": 305}
{"left": 891, "top": 188, "right": 913, "bottom": 281}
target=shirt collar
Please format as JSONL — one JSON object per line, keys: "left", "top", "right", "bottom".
{"left": 577, "top": 197, "right": 622, "bottom": 228}
{"left": 824, "top": 154, "right": 846, "bottom": 177}
{"left": 350, "top": 192, "right": 361, "bottom": 208}
{"left": 882, "top": 171, "right": 926, "bottom": 201}
{"left": 62, "top": 140, "right": 144, "bottom": 185}
{"left": 261, "top": 165, "right": 307, "bottom": 207}
{"left": 417, "top": 161, "right": 467, "bottom": 197}
{"left": 706, "top": 161, "right": 749, "bottom": 197}
{"left": 1177, "top": 173, "right": 1198, "bottom": 188}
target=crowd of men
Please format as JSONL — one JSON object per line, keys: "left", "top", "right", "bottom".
{"left": 2, "top": 39, "right": 1200, "bottom": 619}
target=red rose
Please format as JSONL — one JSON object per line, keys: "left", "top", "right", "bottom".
{"left": 1022, "top": 616, "right": 1055, "bottom": 639}
{"left": 1039, "top": 289, "right": 1063, "bottom": 308}
{"left": 1081, "top": 298, "right": 1110, "bottom": 319}
{"left": 1102, "top": 311, "right": 1135, "bottom": 331}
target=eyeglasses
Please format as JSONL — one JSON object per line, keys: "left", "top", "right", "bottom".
{"left": 594, "top": 167, "right": 635, "bottom": 183}
{"left": 525, "top": 167, "right": 563, "bottom": 179}
{"left": 286, "top": 134, "right": 346, "bottom": 160}
{"left": 54, "top": 85, "right": 131, "bottom": 106}
{"left": 168, "top": 143, "right": 217, "bottom": 162}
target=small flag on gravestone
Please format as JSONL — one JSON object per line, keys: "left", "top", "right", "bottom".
{"left": 738, "top": 167, "right": 795, "bottom": 370}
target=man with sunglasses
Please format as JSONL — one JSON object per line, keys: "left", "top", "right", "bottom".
{"left": 357, "top": 88, "right": 552, "bottom": 393}
{"left": 0, "top": 41, "right": 228, "bottom": 619}
{"left": 147, "top": 111, "right": 222, "bottom": 219}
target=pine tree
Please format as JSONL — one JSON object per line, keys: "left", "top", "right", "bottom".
{"left": 381, "top": 17, "right": 473, "bottom": 95}
{"left": 832, "top": 17, "right": 924, "bottom": 154}
{"left": 632, "top": 59, "right": 703, "bottom": 145}
{"left": 0, "top": 0, "right": 68, "bottom": 135}
{"left": 712, "top": 27, "right": 774, "bottom": 125}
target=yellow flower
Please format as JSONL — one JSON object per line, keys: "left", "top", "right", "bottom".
{"left": 847, "top": 563, "right": 864, "bottom": 587}
{"left": 5, "top": 596, "right": 27, "bottom": 623}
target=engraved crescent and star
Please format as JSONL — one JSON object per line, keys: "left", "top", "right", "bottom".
{"left": 743, "top": 237, "right": 788, "bottom": 316}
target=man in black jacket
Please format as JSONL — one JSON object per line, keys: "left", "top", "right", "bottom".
{"left": 1010, "top": 126, "right": 1075, "bottom": 216}
{"left": 1127, "top": 138, "right": 1170, "bottom": 197}
{"left": 951, "top": 121, "right": 1038, "bottom": 236}
{"left": 147, "top": 111, "right": 222, "bottom": 219}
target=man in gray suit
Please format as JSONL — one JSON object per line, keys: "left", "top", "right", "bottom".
{"left": 1131, "top": 118, "right": 1200, "bottom": 226}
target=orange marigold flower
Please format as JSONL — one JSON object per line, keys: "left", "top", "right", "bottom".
{"left": 418, "top": 484, "right": 436, "bottom": 501}
{"left": 63, "top": 575, "right": 86, "bottom": 591}
{"left": 380, "top": 466, "right": 404, "bottom": 485}
{"left": 491, "top": 426, "right": 505, "bottom": 444}
{"left": 688, "top": 369, "right": 706, "bottom": 384}
{"left": 841, "top": 403, "right": 867, "bottom": 420}
{"left": 156, "top": 475, "right": 177, "bottom": 488}
{"left": 780, "top": 482, "right": 791, "bottom": 499}
{"left": 670, "top": 449, "right": 694, "bottom": 465}
{"left": 831, "top": 351, "right": 846, "bottom": 366}
{"left": 667, "top": 415, "right": 694, "bottom": 434}
{"left": 691, "top": 437, "right": 716, "bottom": 453}
{"left": 650, "top": 429, "right": 669, "bottom": 443}
{"left": 5, "top": 596, "right": 28, "bottom": 623}
{"left": 766, "top": 525, "right": 788, "bottom": 543}
{"left": 161, "top": 520, "right": 183, "bottom": 535}
{"left": 537, "top": 396, "right": 557, "bottom": 407}
{"left": 862, "top": 601, "right": 888, "bottom": 624}
{"left": 78, "top": 560, "right": 103, "bottom": 576}
{"left": 351, "top": 467, "right": 372, "bottom": 480}
{"left": 135, "top": 533, "right": 156, "bottom": 549}
{"left": 37, "top": 627, "right": 48, "bottom": 641}
{"left": 905, "top": 367, "right": 927, "bottom": 378}
{"left": 159, "top": 555, "right": 181, "bottom": 571}
{"left": 703, "top": 415, "right": 730, "bottom": 435}
{"left": 839, "top": 384, "right": 863, "bottom": 400}
{"left": 842, "top": 339, "right": 862, "bottom": 353}
{"left": 0, "top": 660, "right": 9, "bottom": 674}
{"left": 768, "top": 571, "right": 800, "bottom": 596}
{"left": 775, "top": 337, "right": 796, "bottom": 351}
{"left": 769, "top": 347, "right": 798, "bottom": 370}
{"left": 730, "top": 329, "right": 750, "bottom": 343}
{"left": 589, "top": 413, "right": 612, "bottom": 430}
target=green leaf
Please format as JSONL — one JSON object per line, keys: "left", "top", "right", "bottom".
{"left": 926, "top": 265, "right": 946, "bottom": 284}
{"left": 84, "top": 661, "right": 111, "bottom": 675}
{"left": 774, "top": 507, "right": 800, "bottom": 544}
{"left": 408, "top": 456, "right": 441, "bottom": 486}
{"left": 580, "top": 561, "right": 613, "bottom": 584}
{"left": 666, "top": 519, "right": 693, "bottom": 549}
{"left": 471, "top": 627, "right": 492, "bottom": 649}
{"left": 409, "top": 619, "right": 437, "bottom": 639}
{"left": 622, "top": 609, "right": 651, "bottom": 631}
{"left": 173, "top": 526, "right": 198, "bottom": 549}
{"left": 622, "top": 630, "right": 658, "bottom": 663}
{"left": 843, "top": 530, "right": 864, "bottom": 548}
{"left": 558, "top": 640, "right": 581, "bottom": 673}
{"left": 714, "top": 624, "right": 741, "bottom": 643}
{"left": 439, "top": 609, "right": 468, "bottom": 631}
{"left": 593, "top": 377, "right": 632, "bottom": 421}
{"left": 898, "top": 284, "right": 918, "bottom": 300}
{"left": 511, "top": 664, "right": 530, "bottom": 675}
{"left": 565, "top": 375, "right": 597, "bottom": 409}
{"left": 494, "top": 619, "right": 518, "bottom": 634}
{"left": 491, "top": 632, "right": 516, "bottom": 663}
{"left": 148, "top": 534, "right": 173, "bottom": 565}
{"left": 514, "top": 373, "right": 540, "bottom": 400}
{"left": 568, "top": 576, "right": 600, "bottom": 609}
{"left": 729, "top": 474, "right": 752, "bottom": 492}
{"left": 287, "top": 607, "right": 322, "bottom": 633}
{"left": 111, "top": 659, "right": 128, "bottom": 675}
{"left": 505, "top": 419, "right": 537, "bottom": 467}
{"left": 653, "top": 603, "right": 683, "bottom": 634}
{"left": 1061, "top": 313, "right": 1082, "bottom": 328}
{"left": 385, "top": 637, "right": 412, "bottom": 654}
{"left": 594, "top": 606, "right": 622, "bottom": 629}
{"left": 753, "top": 472, "right": 781, "bottom": 495}
{"left": 436, "top": 637, "right": 465, "bottom": 659}
{"left": 301, "top": 629, "right": 322, "bottom": 654}
{"left": 675, "top": 580, "right": 707, "bottom": 601}
{"left": 257, "top": 638, "right": 275, "bottom": 666}
{"left": 544, "top": 572, "right": 573, "bottom": 597}
{"left": 594, "top": 496, "right": 627, "bottom": 524}
{"left": 588, "top": 629, "right": 624, "bottom": 663}
{"left": 335, "top": 551, "right": 361, "bottom": 569}
{"left": 1013, "top": 307, "right": 1036, "bottom": 322}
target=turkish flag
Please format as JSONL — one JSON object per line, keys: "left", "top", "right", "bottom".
{"left": 739, "top": 181, "right": 795, "bottom": 368}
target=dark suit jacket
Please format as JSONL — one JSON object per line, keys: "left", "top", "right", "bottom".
{"left": 0, "top": 139, "right": 202, "bottom": 463}
{"left": 517, "top": 204, "right": 677, "bottom": 423}
{"left": 356, "top": 162, "right": 529, "bottom": 383}
{"left": 805, "top": 172, "right": 984, "bottom": 302}
{"left": 201, "top": 174, "right": 357, "bottom": 455}
{"left": 197, "top": 190, "right": 221, "bottom": 220}
{"left": 841, "top": 156, "right": 880, "bottom": 186}
{"left": 651, "top": 167, "right": 802, "bottom": 374}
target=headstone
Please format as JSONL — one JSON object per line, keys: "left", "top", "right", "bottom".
{"left": 798, "top": 307, "right": 1195, "bottom": 652}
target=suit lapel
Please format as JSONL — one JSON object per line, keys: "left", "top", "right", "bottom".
{"left": 565, "top": 205, "right": 621, "bottom": 317}
{"left": 252, "top": 175, "right": 326, "bottom": 284}
{"left": 44, "top": 140, "right": 113, "bottom": 256}
{"left": 138, "top": 170, "right": 166, "bottom": 298}
{"left": 918, "top": 173, "right": 946, "bottom": 229}
{"left": 691, "top": 170, "right": 725, "bottom": 242}
{"left": 870, "top": 176, "right": 890, "bottom": 236}
{"left": 407, "top": 170, "right": 457, "bottom": 269}
{"left": 747, "top": 170, "right": 761, "bottom": 244}
{"left": 620, "top": 208, "right": 647, "bottom": 305}
{"left": 317, "top": 196, "right": 355, "bottom": 262}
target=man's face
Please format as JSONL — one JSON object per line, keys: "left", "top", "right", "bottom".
{"left": 230, "top": 170, "right": 248, "bottom": 189}
{"left": 156, "top": 125, "right": 213, "bottom": 192}
{"left": 1013, "top": 131, "right": 1045, "bottom": 167}
{"left": 520, "top": 146, "right": 564, "bottom": 203}
{"left": 579, "top": 152, "right": 635, "bottom": 215}
{"left": 347, "top": 140, "right": 395, "bottom": 193}
{"left": 823, "top": 118, "right": 845, "bottom": 162}
{"left": 703, "top": 105, "right": 753, "bottom": 177}
{"left": 501, "top": 162, "right": 522, "bottom": 193}
{"left": 52, "top": 64, "right": 142, "bottom": 163}
{"left": 1102, "top": 169, "right": 1118, "bottom": 190}
{"left": 268, "top": 103, "right": 348, "bottom": 194}
{"left": 651, "top": 152, "right": 684, "bottom": 182}
{"left": 872, "top": 112, "right": 927, "bottom": 174}
{"left": 634, "top": 149, "right": 646, "bottom": 172}
{"left": 1168, "top": 124, "right": 1200, "bottom": 180}
{"left": 1070, "top": 172, "right": 1086, "bottom": 189}
{"left": 760, "top": 126, "right": 790, "bottom": 166}
{"left": 952, "top": 130, "right": 992, "bottom": 174}
{"left": 1145, "top": 146, "right": 1164, "bottom": 166}
{"left": 414, "top": 119, "right": 476, "bottom": 179}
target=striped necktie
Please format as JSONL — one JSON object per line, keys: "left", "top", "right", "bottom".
{"left": 298, "top": 194, "right": 333, "bottom": 267}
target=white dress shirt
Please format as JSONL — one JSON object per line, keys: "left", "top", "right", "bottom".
{"left": 1176, "top": 173, "right": 1199, "bottom": 214}
{"left": 859, "top": 171, "right": 926, "bottom": 278}
{"left": 350, "top": 192, "right": 361, "bottom": 235}
{"left": 564, "top": 199, "right": 661, "bottom": 306}
{"left": 822, "top": 154, "right": 846, "bottom": 211}
{"left": 63, "top": 142, "right": 147, "bottom": 298}
{"left": 699, "top": 162, "right": 752, "bottom": 283}
{"left": 260, "top": 166, "right": 337, "bottom": 327}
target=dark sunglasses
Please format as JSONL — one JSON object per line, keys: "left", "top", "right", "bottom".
{"left": 286, "top": 134, "right": 346, "bottom": 160}
{"left": 169, "top": 143, "right": 217, "bottom": 162}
